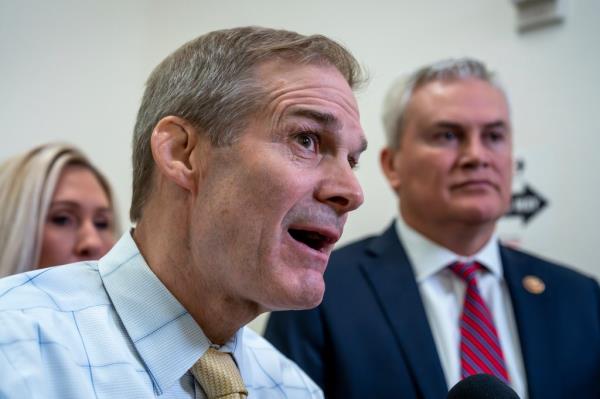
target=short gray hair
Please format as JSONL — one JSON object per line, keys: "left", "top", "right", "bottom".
{"left": 130, "top": 26, "right": 365, "bottom": 222}
{"left": 382, "top": 57, "right": 505, "bottom": 149}
{"left": 0, "top": 143, "right": 120, "bottom": 277}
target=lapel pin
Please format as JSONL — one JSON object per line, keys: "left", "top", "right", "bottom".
{"left": 523, "top": 275, "right": 545, "bottom": 294}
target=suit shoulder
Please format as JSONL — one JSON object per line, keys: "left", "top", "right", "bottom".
{"left": 328, "top": 235, "right": 378, "bottom": 264}
{"left": 502, "top": 246, "right": 598, "bottom": 287}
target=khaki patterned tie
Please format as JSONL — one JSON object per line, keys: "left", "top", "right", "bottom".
{"left": 190, "top": 348, "right": 248, "bottom": 399}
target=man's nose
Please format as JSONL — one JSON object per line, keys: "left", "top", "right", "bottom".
{"left": 316, "top": 159, "right": 364, "bottom": 214}
{"left": 74, "top": 221, "right": 104, "bottom": 259}
{"left": 459, "top": 135, "right": 490, "bottom": 169}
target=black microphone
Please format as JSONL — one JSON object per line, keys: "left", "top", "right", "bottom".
{"left": 447, "top": 374, "right": 520, "bottom": 399}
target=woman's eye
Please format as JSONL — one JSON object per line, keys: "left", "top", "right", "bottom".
{"left": 94, "top": 219, "right": 111, "bottom": 230}
{"left": 50, "top": 214, "right": 73, "bottom": 226}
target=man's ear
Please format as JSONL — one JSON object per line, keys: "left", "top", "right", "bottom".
{"left": 150, "top": 116, "right": 199, "bottom": 192}
{"left": 380, "top": 147, "right": 402, "bottom": 192}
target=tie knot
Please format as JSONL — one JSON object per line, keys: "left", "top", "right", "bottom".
{"left": 191, "top": 348, "right": 248, "bottom": 399}
{"left": 449, "top": 261, "right": 482, "bottom": 283}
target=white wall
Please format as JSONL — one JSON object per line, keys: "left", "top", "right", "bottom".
{"left": 1, "top": 0, "right": 598, "bottom": 332}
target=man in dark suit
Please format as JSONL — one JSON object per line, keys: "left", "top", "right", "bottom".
{"left": 265, "top": 58, "right": 600, "bottom": 399}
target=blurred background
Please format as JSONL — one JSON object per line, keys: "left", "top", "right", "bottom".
{"left": 1, "top": 0, "right": 598, "bottom": 331}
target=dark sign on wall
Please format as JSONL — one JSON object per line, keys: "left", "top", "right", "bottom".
{"left": 503, "top": 158, "right": 548, "bottom": 224}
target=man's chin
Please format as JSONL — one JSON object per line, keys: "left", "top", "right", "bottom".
{"left": 297, "top": 290, "right": 325, "bottom": 310}
{"left": 447, "top": 198, "right": 503, "bottom": 219}
{"left": 268, "top": 283, "right": 325, "bottom": 312}
{"left": 455, "top": 206, "right": 504, "bottom": 225}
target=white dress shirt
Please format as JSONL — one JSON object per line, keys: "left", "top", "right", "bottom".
{"left": 395, "top": 217, "right": 528, "bottom": 398}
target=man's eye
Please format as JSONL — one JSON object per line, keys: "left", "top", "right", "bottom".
{"left": 486, "top": 131, "right": 505, "bottom": 142}
{"left": 438, "top": 131, "right": 456, "bottom": 141}
{"left": 295, "top": 132, "right": 319, "bottom": 152}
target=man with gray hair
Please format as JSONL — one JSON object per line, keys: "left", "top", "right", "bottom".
{"left": 266, "top": 58, "right": 600, "bottom": 399}
{"left": 0, "top": 26, "right": 368, "bottom": 398}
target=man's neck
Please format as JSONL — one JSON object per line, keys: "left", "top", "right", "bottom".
{"left": 133, "top": 206, "right": 259, "bottom": 346}
{"left": 400, "top": 212, "right": 496, "bottom": 257}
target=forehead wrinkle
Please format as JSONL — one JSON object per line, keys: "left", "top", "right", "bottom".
{"left": 287, "top": 108, "right": 341, "bottom": 130}
{"left": 259, "top": 71, "right": 364, "bottom": 148}
{"left": 268, "top": 94, "right": 360, "bottom": 136}
{"left": 267, "top": 79, "right": 360, "bottom": 117}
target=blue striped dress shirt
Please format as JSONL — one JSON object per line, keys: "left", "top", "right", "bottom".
{"left": 0, "top": 232, "right": 322, "bottom": 398}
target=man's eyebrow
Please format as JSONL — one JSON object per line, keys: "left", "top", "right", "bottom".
{"left": 434, "top": 121, "right": 463, "bottom": 130}
{"left": 433, "top": 120, "right": 509, "bottom": 130}
{"left": 484, "top": 120, "right": 509, "bottom": 129}
{"left": 288, "top": 109, "right": 341, "bottom": 129}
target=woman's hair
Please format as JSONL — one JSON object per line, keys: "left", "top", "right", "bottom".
{"left": 0, "top": 143, "right": 120, "bottom": 277}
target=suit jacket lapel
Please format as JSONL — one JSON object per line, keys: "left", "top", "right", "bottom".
{"left": 360, "top": 224, "right": 448, "bottom": 399}
{"left": 501, "top": 246, "right": 552, "bottom": 399}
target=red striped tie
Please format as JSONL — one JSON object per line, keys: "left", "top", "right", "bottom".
{"left": 449, "top": 262, "right": 510, "bottom": 384}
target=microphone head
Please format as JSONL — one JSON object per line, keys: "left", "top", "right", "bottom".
{"left": 447, "top": 374, "right": 520, "bottom": 399}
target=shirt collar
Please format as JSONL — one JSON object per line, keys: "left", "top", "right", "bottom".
{"left": 395, "top": 216, "right": 503, "bottom": 282}
{"left": 98, "top": 231, "right": 246, "bottom": 394}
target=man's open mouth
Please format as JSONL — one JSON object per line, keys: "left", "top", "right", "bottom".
{"left": 288, "top": 229, "right": 331, "bottom": 252}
